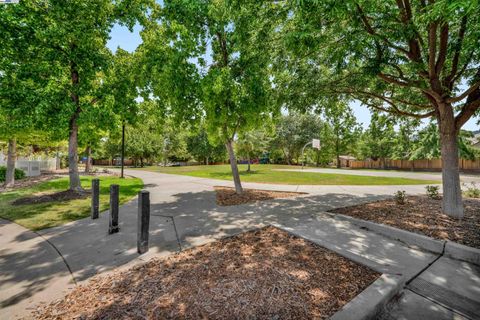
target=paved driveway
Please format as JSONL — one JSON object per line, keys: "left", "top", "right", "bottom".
{"left": 1, "top": 169, "right": 478, "bottom": 319}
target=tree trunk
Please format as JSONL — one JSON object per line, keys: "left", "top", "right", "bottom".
{"left": 56, "top": 147, "right": 61, "bottom": 170}
{"left": 336, "top": 138, "right": 341, "bottom": 168}
{"left": 120, "top": 123, "right": 125, "bottom": 178}
{"left": 68, "top": 115, "right": 83, "bottom": 192}
{"left": 85, "top": 145, "right": 92, "bottom": 173}
{"left": 247, "top": 154, "right": 251, "bottom": 172}
{"left": 69, "top": 61, "right": 83, "bottom": 192}
{"left": 439, "top": 109, "right": 464, "bottom": 218}
{"left": 5, "top": 138, "right": 17, "bottom": 187}
{"left": 225, "top": 140, "right": 243, "bottom": 194}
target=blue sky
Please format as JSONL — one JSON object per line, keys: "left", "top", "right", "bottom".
{"left": 108, "top": 25, "right": 478, "bottom": 131}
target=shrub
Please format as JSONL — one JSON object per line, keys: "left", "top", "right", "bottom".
{"left": 463, "top": 182, "right": 480, "bottom": 198}
{"left": 394, "top": 190, "right": 407, "bottom": 205}
{"left": 0, "top": 166, "right": 26, "bottom": 183}
{"left": 425, "top": 185, "right": 440, "bottom": 199}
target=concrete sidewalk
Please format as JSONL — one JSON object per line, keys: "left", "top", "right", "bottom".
{"left": 0, "top": 219, "right": 74, "bottom": 319}
{"left": 1, "top": 169, "right": 478, "bottom": 319}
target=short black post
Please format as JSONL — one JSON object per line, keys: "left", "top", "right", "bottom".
{"left": 91, "top": 179, "right": 100, "bottom": 219}
{"left": 109, "top": 184, "right": 119, "bottom": 234}
{"left": 137, "top": 190, "right": 150, "bottom": 254}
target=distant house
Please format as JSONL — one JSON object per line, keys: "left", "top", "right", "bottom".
{"left": 338, "top": 155, "right": 356, "bottom": 168}
{"left": 470, "top": 131, "right": 480, "bottom": 150}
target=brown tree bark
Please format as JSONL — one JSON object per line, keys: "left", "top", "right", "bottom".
{"left": 226, "top": 139, "right": 243, "bottom": 194}
{"left": 247, "top": 154, "right": 251, "bottom": 173}
{"left": 68, "top": 60, "right": 83, "bottom": 192}
{"left": 85, "top": 145, "right": 92, "bottom": 173}
{"left": 5, "top": 138, "right": 17, "bottom": 187}
{"left": 439, "top": 104, "right": 464, "bottom": 218}
{"left": 68, "top": 114, "right": 83, "bottom": 192}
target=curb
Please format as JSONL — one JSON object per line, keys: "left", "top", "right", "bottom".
{"left": 322, "top": 212, "right": 445, "bottom": 254}
{"left": 273, "top": 225, "right": 406, "bottom": 320}
{"left": 445, "top": 241, "right": 480, "bottom": 266}
{"left": 324, "top": 212, "right": 480, "bottom": 266}
{"left": 329, "top": 274, "right": 405, "bottom": 320}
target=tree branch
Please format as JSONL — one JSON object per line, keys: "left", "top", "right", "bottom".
{"left": 435, "top": 22, "right": 448, "bottom": 75}
{"left": 447, "top": 80, "right": 480, "bottom": 103}
{"left": 454, "top": 68, "right": 480, "bottom": 129}
{"left": 359, "top": 99, "right": 435, "bottom": 119}
{"left": 428, "top": 21, "right": 437, "bottom": 79}
{"left": 445, "top": 16, "right": 467, "bottom": 87}
{"left": 356, "top": 4, "right": 410, "bottom": 57}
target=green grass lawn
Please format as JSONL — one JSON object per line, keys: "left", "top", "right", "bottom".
{"left": 138, "top": 164, "right": 440, "bottom": 185}
{"left": 0, "top": 176, "right": 143, "bottom": 231}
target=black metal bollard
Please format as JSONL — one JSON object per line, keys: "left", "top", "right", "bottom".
{"left": 91, "top": 179, "right": 100, "bottom": 219}
{"left": 109, "top": 184, "right": 119, "bottom": 234}
{"left": 137, "top": 190, "right": 150, "bottom": 254}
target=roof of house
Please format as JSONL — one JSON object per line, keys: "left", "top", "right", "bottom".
{"left": 338, "top": 155, "right": 356, "bottom": 160}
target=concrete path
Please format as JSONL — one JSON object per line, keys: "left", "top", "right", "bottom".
{"left": 382, "top": 256, "right": 480, "bottom": 320}
{"left": 1, "top": 169, "right": 479, "bottom": 319}
{"left": 275, "top": 167, "right": 480, "bottom": 183}
{"left": 0, "top": 219, "right": 74, "bottom": 319}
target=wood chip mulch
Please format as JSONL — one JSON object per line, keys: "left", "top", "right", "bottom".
{"left": 34, "top": 227, "right": 379, "bottom": 320}
{"left": 329, "top": 196, "right": 480, "bottom": 248}
{"left": 215, "top": 186, "right": 307, "bottom": 206}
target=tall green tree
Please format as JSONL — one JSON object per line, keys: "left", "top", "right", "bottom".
{"left": 12, "top": 0, "right": 151, "bottom": 192}
{"left": 139, "top": 0, "right": 278, "bottom": 194}
{"left": 276, "top": 0, "right": 480, "bottom": 217}
{"left": 236, "top": 129, "right": 272, "bottom": 172}
{"left": 358, "top": 113, "right": 397, "bottom": 165}
{"left": 186, "top": 126, "right": 226, "bottom": 165}
{"left": 322, "top": 103, "right": 361, "bottom": 168}
{"left": 0, "top": 2, "right": 45, "bottom": 186}
{"left": 273, "top": 113, "right": 323, "bottom": 165}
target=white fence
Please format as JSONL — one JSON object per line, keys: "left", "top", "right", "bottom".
{"left": 0, "top": 156, "right": 56, "bottom": 177}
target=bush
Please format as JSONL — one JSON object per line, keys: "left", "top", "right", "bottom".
{"left": 425, "top": 185, "right": 440, "bottom": 199}
{"left": 0, "top": 166, "right": 26, "bottom": 183}
{"left": 394, "top": 190, "right": 406, "bottom": 205}
{"left": 463, "top": 182, "right": 480, "bottom": 198}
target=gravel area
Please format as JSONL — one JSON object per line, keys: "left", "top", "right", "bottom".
{"left": 215, "top": 186, "right": 306, "bottom": 206}
{"left": 330, "top": 196, "right": 480, "bottom": 248}
{"left": 34, "top": 227, "right": 379, "bottom": 320}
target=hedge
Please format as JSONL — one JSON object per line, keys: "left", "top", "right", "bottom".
{"left": 0, "top": 166, "right": 26, "bottom": 182}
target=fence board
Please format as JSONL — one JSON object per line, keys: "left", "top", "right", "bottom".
{"left": 349, "top": 158, "right": 480, "bottom": 171}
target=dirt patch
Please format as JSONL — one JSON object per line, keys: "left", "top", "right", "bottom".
{"left": 0, "top": 174, "right": 61, "bottom": 193}
{"left": 34, "top": 226, "right": 379, "bottom": 320}
{"left": 11, "top": 189, "right": 90, "bottom": 206}
{"left": 329, "top": 196, "right": 480, "bottom": 248}
{"left": 215, "top": 186, "right": 307, "bottom": 206}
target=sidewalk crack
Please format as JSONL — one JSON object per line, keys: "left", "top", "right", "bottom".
{"left": 33, "top": 231, "right": 78, "bottom": 286}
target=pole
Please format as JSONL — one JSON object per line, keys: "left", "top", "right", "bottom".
{"left": 109, "top": 184, "right": 119, "bottom": 234}
{"left": 301, "top": 141, "right": 312, "bottom": 170}
{"left": 91, "top": 179, "right": 100, "bottom": 219}
{"left": 121, "top": 122, "right": 125, "bottom": 178}
{"left": 137, "top": 190, "right": 150, "bottom": 254}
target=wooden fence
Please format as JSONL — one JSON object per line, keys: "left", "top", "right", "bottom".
{"left": 92, "top": 159, "right": 134, "bottom": 166}
{"left": 349, "top": 158, "right": 480, "bottom": 172}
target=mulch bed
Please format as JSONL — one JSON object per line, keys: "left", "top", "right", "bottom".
{"left": 11, "top": 189, "right": 90, "bottom": 206}
{"left": 215, "top": 186, "right": 307, "bottom": 206}
{"left": 329, "top": 196, "right": 480, "bottom": 248}
{"left": 34, "top": 227, "right": 379, "bottom": 320}
{"left": 0, "top": 174, "right": 61, "bottom": 193}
